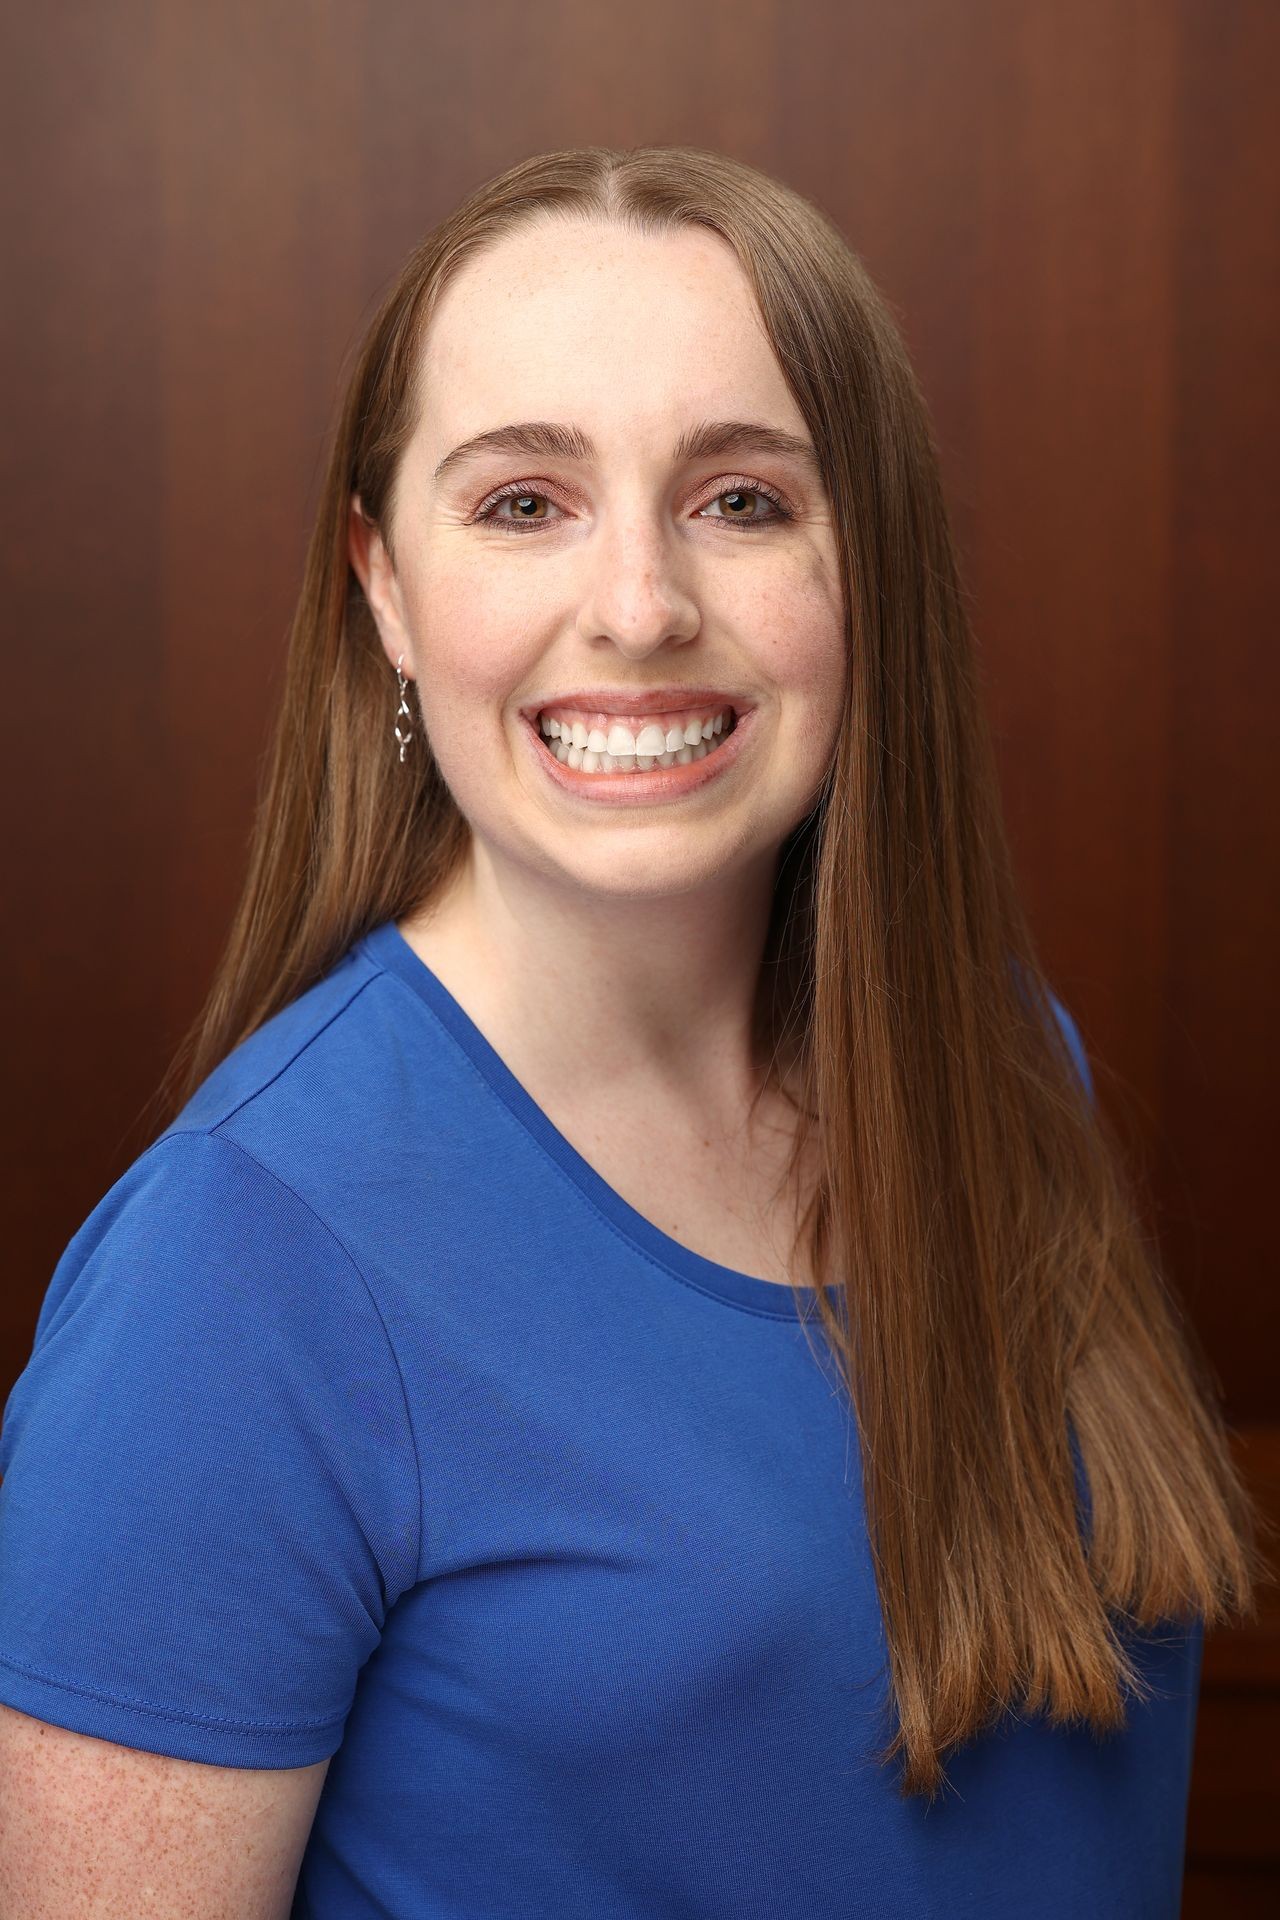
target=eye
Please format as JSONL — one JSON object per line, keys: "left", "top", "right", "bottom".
{"left": 467, "top": 474, "right": 795, "bottom": 535}
{"left": 697, "top": 476, "right": 793, "bottom": 532}
{"left": 470, "top": 484, "right": 564, "bottom": 532}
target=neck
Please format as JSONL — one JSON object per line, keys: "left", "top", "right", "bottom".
{"left": 398, "top": 834, "right": 790, "bottom": 1135}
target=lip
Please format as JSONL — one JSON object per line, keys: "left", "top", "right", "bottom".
{"left": 519, "top": 687, "right": 754, "bottom": 721}
{"left": 520, "top": 704, "right": 757, "bottom": 805}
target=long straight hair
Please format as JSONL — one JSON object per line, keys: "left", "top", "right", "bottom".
{"left": 148, "top": 145, "right": 1268, "bottom": 1801}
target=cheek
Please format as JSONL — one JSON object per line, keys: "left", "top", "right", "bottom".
{"left": 406, "top": 570, "right": 533, "bottom": 734}
{"left": 747, "top": 553, "right": 847, "bottom": 706}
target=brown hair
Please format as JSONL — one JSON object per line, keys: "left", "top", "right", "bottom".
{"left": 147, "top": 145, "right": 1270, "bottom": 1801}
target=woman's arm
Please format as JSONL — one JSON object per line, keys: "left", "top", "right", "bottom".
{"left": 0, "top": 1701, "right": 330, "bottom": 1918}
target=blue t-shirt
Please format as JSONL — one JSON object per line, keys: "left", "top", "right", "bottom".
{"left": 0, "top": 919, "right": 1202, "bottom": 1918}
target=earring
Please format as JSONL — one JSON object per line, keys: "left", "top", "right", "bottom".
{"left": 393, "top": 652, "right": 413, "bottom": 763}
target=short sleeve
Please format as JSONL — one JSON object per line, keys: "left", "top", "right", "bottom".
{"left": 0, "top": 1128, "right": 420, "bottom": 1768}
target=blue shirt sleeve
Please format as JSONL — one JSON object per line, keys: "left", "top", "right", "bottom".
{"left": 0, "top": 1128, "right": 420, "bottom": 1767}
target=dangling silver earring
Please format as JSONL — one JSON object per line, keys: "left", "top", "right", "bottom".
{"left": 393, "top": 652, "right": 414, "bottom": 763}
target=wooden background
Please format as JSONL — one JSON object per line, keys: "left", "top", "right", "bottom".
{"left": 2, "top": 2, "right": 1276, "bottom": 1907}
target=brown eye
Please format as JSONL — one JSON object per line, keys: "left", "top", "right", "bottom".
{"left": 472, "top": 486, "right": 563, "bottom": 533}
{"left": 698, "top": 480, "right": 792, "bottom": 531}
{"left": 503, "top": 493, "right": 549, "bottom": 521}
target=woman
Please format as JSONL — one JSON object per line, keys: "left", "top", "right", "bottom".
{"left": 0, "top": 146, "right": 1266, "bottom": 1917}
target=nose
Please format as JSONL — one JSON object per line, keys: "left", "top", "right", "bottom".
{"left": 573, "top": 511, "right": 701, "bottom": 660}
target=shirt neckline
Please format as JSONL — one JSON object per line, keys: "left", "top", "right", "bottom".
{"left": 359, "top": 917, "right": 817, "bottom": 1322}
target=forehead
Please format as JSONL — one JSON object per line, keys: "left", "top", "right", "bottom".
{"left": 415, "top": 218, "right": 803, "bottom": 454}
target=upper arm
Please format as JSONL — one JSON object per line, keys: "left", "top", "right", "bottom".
{"left": 0, "top": 1701, "right": 330, "bottom": 1919}
{"left": 0, "top": 1130, "right": 419, "bottom": 1778}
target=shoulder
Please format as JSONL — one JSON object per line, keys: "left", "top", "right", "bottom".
{"left": 27, "top": 931, "right": 414, "bottom": 1358}
{"left": 167, "top": 937, "right": 387, "bottom": 1139}
{"left": 157, "top": 930, "right": 468, "bottom": 1204}
{"left": 23, "top": 1126, "right": 377, "bottom": 1380}
{"left": 1045, "top": 990, "right": 1094, "bottom": 1104}
{"left": 1013, "top": 957, "right": 1094, "bottom": 1105}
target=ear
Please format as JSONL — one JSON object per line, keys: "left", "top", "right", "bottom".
{"left": 348, "top": 494, "right": 415, "bottom": 676}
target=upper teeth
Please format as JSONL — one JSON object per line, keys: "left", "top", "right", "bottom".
{"left": 538, "top": 707, "right": 731, "bottom": 757}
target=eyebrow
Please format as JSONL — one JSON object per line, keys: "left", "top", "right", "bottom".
{"left": 431, "top": 417, "right": 822, "bottom": 486}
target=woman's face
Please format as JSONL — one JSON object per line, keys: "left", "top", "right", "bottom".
{"left": 354, "top": 216, "right": 846, "bottom": 904}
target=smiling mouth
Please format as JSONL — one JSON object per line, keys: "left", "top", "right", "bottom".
{"left": 534, "top": 706, "right": 738, "bottom": 774}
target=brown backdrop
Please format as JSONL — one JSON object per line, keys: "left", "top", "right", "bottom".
{"left": 3, "top": 2, "right": 1277, "bottom": 1907}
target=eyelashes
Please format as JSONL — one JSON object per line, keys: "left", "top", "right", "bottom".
{"left": 468, "top": 475, "right": 794, "bottom": 536}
